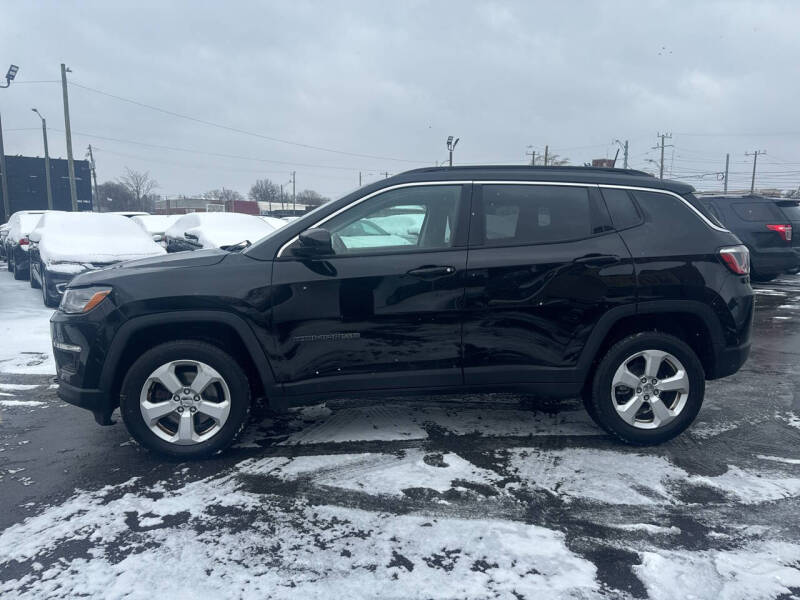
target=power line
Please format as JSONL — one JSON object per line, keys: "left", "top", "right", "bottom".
{"left": 68, "top": 80, "right": 427, "bottom": 164}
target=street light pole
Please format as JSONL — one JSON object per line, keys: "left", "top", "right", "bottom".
{"left": 32, "top": 109, "right": 54, "bottom": 210}
{"left": 0, "top": 64, "right": 19, "bottom": 222}
{"left": 446, "top": 136, "right": 459, "bottom": 167}
{"left": 61, "top": 63, "right": 78, "bottom": 211}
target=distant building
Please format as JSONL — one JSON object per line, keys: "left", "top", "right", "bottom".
{"left": 591, "top": 158, "right": 616, "bottom": 168}
{"left": 1, "top": 155, "right": 92, "bottom": 217}
{"left": 152, "top": 196, "right": 254, "bottom": 215}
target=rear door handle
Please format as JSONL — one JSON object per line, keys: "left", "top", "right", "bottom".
{"left": 574, "top": 254, "right": 619, "bottom": 266}
{"left": 407, "top": 265, "right": 456, "bottom": 279}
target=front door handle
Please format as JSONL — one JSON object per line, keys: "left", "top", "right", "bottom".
{"left": 407, "top": 265, "right": 456, "bottom": 279}
{"left": 574, "top": 254, "right": 619, "bottom": 266}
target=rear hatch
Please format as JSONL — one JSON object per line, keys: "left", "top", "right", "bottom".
{"left": 774, "top": 199, "right": 800, "bottom": 249}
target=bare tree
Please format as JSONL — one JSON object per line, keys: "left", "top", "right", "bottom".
{"left": 204, "top": 188, "right": 245, "bottom": 204}
{"left": 119, "top": 168, "right": 159, "bottom": 211}
{"left": 532, "top": 153, "right": 569, "bottom": 166}
{"left": 248, "top": 179, "right": 281, "bottom": 205}
{"left": 296, "top": 189, "right": 329, "bottom": 207}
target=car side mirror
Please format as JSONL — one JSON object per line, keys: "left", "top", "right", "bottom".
{"left": 28, "top": 231, "right": 41, "bottom": 243}
{"left": 152, "top": 234, "right": 163, "bottom": 242}
{"left": 184, "top": 232, "right": 199, "bottom": 241}
{"left": 293, "top": 228, "right": 333, "bottom": 257}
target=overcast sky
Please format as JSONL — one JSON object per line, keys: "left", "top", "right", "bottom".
{"left": 2, "top": 0, "right": 799, "bottom": 199}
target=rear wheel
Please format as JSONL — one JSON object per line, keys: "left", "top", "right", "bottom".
{"left": 29, "top": 261, "right": 41, "bottom": 289}
{"left": 587, "top": 332, "right": 705, "bottom": 445}
{"left": 119, "top": 341, "right": 251, "bottom": 458}
{"left": 13, "top": 256, "right": 27, "bottom": 280}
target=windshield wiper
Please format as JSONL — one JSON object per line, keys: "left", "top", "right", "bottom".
{"left": 225, "top": 239, "right": 252, "bottom": 252}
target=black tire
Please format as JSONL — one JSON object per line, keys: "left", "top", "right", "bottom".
{"left": 29, "top": 261, "right": 41, "bottom": 289}
{"left": 119, "top": 341, "right": 251, "bottom": 458}
{"left": 41, "top": 270, "right": 59, "bottom": 308}
{"left": 13, "top": 256, "right": 27, "bottom": 280}
{"left": 587, "top": 332, "right": 705, "bottom": 445}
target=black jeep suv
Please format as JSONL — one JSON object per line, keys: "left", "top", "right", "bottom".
{"left": 51, "top": 166, "right": 754, "bottom": 457}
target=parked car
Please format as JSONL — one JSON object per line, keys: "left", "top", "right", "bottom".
{"left": 697, "top": 194, "right": 800, "bottom": 281}
{"left": 0, "top": 222, "right": 9, "bottom": 260}
{"left": 260, "top": 215, "right": 289, "bottom": 229}
{"left": 164, "top": 212, "right": 278, "bottom": 252}
{"left": 4, "top": 210, "right": 48, "bottom": 280}
{"left": 28, "top": 212, "right": 166, "bottom": 307}
{"left": 132, "top": 214, "right": 181, "bottom": 246}
{"left": 51, "top": 166, "right": 753, "bottom": 458}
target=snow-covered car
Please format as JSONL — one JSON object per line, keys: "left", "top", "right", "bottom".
{"left": 164, "top": 212, "right": 278, "bottom": 252}
{"left": 0, "top": 222, "right": 9, "bottom": 260}
{"left": 132, "top": 214, "right": 181, "bottom": 246}
{"left": 260, "top": 215, "right": 288, "bottom": 229}
{"left": 334, "top": 219, "right": 414, "bottom": 251}
{"left": 28, "top": 212, "right": 166, "bottom": 307}
{"left": 5, "top": 210, "right": 49, "bottom": 280}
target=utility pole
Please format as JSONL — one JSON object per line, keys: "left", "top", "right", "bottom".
{"left": 291, "top": 170, "right": 296, "bottom": 213}
{"left": 614, "top": 139, "right": 629, "bottom": 169}
{"left": 525, "top": 146, "right": 536, "bottom": 166}
{"left": 543, "top": 145, "right": 549, "bottom": 167}
{"left": 723, "top": 153, "right": 730, "bottom": 194}
{"left": 383, "top": 171, "right": 389, "bottom": 179}
{"left": 0, "top": 64, "right": 19, "bottom": 223}
{"left": 86, "top": 145, "right": 98, "bottom": 211}
{"left": 31, "top": 109, "right": 54, "bottom": 210}
{"left": 654, "top": 132, "right": 673, "bottom": 179}
{"left": 61, "top": 63, "right": 78, "bottom": 211}
{"left": 358, "top": 171, "right": 362, "bottom": 187}
{"left": 745, "top": 150, "right": 766, "bottom": 194}
{"left": 0, "top": 112, "right": 8, "bottom": 222}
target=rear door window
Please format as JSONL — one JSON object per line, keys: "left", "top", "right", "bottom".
{"left": 731, "top": 202, "right": 785, "bottom": 222}
{"left": 478, "top": 184, "right": 606, "bottom": 246}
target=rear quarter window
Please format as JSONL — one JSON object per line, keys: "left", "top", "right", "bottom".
{"left": 775, "top": 200, "right": 800, "bottom": 221}
{"left": 600, "top": 188, "right": 642, "bottom": 230}
{"left": 731, "top": 202, "right": 785, "bottom": 222}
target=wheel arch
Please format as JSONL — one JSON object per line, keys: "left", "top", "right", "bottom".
{"left": 578, "top": 300, "right": 726, "bottom": 392}
{"left": 99, "top": 311, "right": 277, "bottom": 419}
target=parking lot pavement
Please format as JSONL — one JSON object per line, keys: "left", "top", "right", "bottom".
{"left": 0, "top": 268, "right": 799, "bottom": 599}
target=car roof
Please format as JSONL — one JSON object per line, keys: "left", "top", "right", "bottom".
{"left": 385, "top": 165, "right": 695, "bottom": 194}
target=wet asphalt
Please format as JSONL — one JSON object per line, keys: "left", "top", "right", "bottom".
{"left": 1, "top": 274, "right": 799, "bottom": 598}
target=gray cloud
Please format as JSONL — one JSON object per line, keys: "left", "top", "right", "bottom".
{"left": 1, "top": 0, "right": 799, "bottom": 198}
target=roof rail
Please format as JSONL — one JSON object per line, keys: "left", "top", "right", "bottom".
{"left": 401, "top": 164, "right": 653, "bottom": 177}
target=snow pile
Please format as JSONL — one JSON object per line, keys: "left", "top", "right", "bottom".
{"left": 166, "top": 212, "right": 278, "bottom": 248}
{"left": 0, "top": 279, "right": 56, "bottom": 374}
{"left": 33, "top": 212, "right": 166, "bottom": 265}
{"left": 260, "top": 215, "right": 288, "bottom": 229}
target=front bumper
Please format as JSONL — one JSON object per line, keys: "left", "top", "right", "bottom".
{"left": 56, "top": 379, "right": 113, "bottom": 425}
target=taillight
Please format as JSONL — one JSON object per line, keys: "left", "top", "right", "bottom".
{"left": 18, "top": 237, "right": 29, "bottom": 246}
{"left": 719, "top": 245, "right": 750, "bottom": 275}
{"left": 766, "top": 224, "right": 792, "bottom": 242}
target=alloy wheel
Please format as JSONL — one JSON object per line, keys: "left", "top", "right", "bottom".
{"left": 139, "top": 360, "right": 232, "bottom": 445}
{"left": 610, "top": 349, "right": 690, "bottom": 430}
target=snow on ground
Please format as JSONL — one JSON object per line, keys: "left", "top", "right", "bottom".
{"left": 0, "top": 272, "right": 54, "bottom": 375}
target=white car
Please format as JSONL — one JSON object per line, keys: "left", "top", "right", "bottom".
{"left": 132, "top": 214, "right": 181, "bottom": 246}
{"left": 5, "top": 210, "right": 50, "bottom": 280}
{"left": 28, "top": 212, "right": 166, "bottom": 307}
{"left": 260, "top": 215, "right": 288, "bottom": 229}
{"left": 165, "top": 212, "right": 279, "bottom": 252}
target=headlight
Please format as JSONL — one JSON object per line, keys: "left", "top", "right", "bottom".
{"left": 59, "top": 286, "right": 113, "bottom": 314}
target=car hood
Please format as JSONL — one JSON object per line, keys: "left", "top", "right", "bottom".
{"left": 68, "top": 248, "right": 229, "bottom": 287}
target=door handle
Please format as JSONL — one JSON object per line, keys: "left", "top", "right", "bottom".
{"left": 574, "top": 254, "right": 619, "bottom": 266}
{"left": 407, "top": 265, "right": 456, "bottom": 279}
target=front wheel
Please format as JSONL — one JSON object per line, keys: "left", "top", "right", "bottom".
{"left": 29, "top": 261, "right": 41, "bottom": 289}
{"left": 587, "top": 332, "right": 705, "bottom": 445}
{"left": 119, "top": 341, "right": 251, "bottom": 458}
